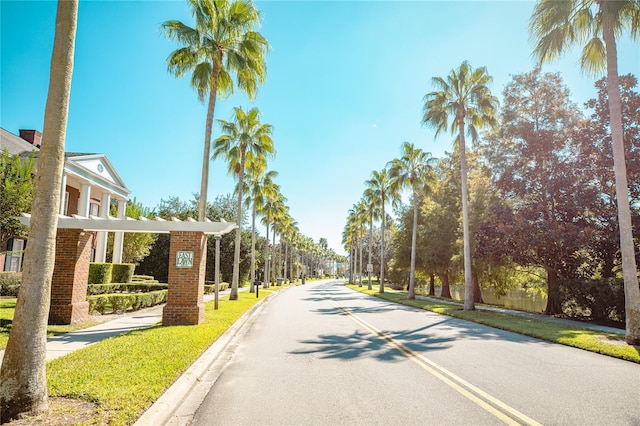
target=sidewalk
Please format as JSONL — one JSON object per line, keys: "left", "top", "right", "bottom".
{"left": 386, "top": 288, "right": 624, "bottom": 335}
{"left": 0, "top": 285, "right": 254, "bottom": 364}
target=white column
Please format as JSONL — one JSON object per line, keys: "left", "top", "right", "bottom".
{"left": 94, "top": 192, "right": 111, "bottom": 262}
{"left": 78, "top": 183, "right": 91, "bottom": 217}
{"left": 58, "top": 172, "right": 67, "bottom": 214}
{"left": 112, "top": 199, "right": 126, "bottom": 263}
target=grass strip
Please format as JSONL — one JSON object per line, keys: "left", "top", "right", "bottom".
{"left": 1, "top": 298, "right": 101, "bottom": 350}
{"left": 46, "top": 290, "right": 268, "bottom": 425}
{"left": 346, "top": 284, "right": 640, "bottom": 363}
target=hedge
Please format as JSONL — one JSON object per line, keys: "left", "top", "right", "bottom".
{"left": 204, "top": 282, "right": 229, "bottom": 293}
{"left": 88, "top": 290, "right": 168, "bottom": 315}
{"left": 87, "top": 283, "right": 169, "bottom": 295}
{"left": 111, "top": 263, "right": 135, "bottom": 284}
{"left": 89, "top": 263, "right": 112, "bottom": 284}
{"left": 0, "top": 272, "right": 21, "bottom": 297}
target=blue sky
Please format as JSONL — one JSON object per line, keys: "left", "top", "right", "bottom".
{"left": 1, "top": 0, "right": 639, "bottom": 255}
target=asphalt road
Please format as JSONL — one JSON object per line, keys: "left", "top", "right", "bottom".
{"left": 191, "top": 280, "right": 640, "bottom": 426}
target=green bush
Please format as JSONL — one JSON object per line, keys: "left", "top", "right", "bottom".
{"left": 88, "top": 291, "right": 168, "bottom": 314}
{"left": 132, "top": 275, "right": 155, "bottom": 282}
{"left": 122, "top": 283, "right": 167, "bottom": 292}
{"left": 111, "top": 263, "right": 135, "bottom": 284}
{"left": 0, "top": 272, "right": 21, "bottom": 297}
{"left": 87, "top": 284, "right": 120, "bottom": 295}
{"left": 204, "top": 282, "right": 229, "bottom": 293}
{"left": 89, "top": 263, "right": 112, "bottom": 284}
{"left": 558, "top": 278, "right": 627, "bottom": 323}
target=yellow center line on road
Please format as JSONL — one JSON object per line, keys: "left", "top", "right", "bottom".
{"left": 329, "top": 300, "right": 543, "bottom": 426}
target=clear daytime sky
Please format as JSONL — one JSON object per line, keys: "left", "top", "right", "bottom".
{"left": 1, "top": 0, "right": 639, "bottom": 255}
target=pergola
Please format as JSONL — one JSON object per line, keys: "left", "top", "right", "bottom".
{"left": 18, "top": 214, "right": 237, "bottom": 326}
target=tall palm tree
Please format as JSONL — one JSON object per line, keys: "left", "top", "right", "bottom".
{"left": 529, "top": 0, "right": 640, "bottom": 345}
{"left": 422, "top": 61, "right": 498, "bottom": 311}
{"left": 162, "top": 0, "right": 268, "bottom": 221}
{"left": 364, "top": 168, "right": 398, "bottom": 293}
{"left": 245, "top": 158, "right": 277, "bottom": 291}
{"left": 0, "top": 1, "right": 78, "bottom": 421}
{"left": 260, "top": 185, "right": 285, "bottom": 287}
{"left": 214, "top": 106, "right": 274, "bottom": 299}
{"left": 359, "top": 193, "right": 377, "bottom": 291}
{"left": 388, "top": 141, "right": 436, "bottom": 299}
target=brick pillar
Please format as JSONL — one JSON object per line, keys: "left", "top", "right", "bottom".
{"left": 163, "top": 231, "right": 206, "bottom": 326}
{"left": 49, "top": 229, "right": 92, "bottom": 325}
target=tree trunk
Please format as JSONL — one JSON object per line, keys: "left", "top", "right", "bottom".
{"left": 544, "top": 267, "right": 562, "bottom": 315}
{"left": 458, "top": 125, "right": 475, "bottom": 311}
{"left": 439, "top": 273, "right": 451, "bottom": 299}
{"left": 603, "top": 19, "right": 640, "bottom": 345}
{"left": 230, "top": 158, "right": 244, "bottom": 300}
{"left": 197, "top": 68, "right": 219, "bottom": 222}
{"left": 263, "top": 215, "right": 269, "bottom": 288}
{"left": 428, "top": 274, "right": 435, "bottom": 296}
{"left": 0, "top": 1, "right": 77, "bottom": 421}
{"left": 408, "top": 189, "right": 419, "bottom": 299}
{"left": 379, "top": 200, "right": 385, "bottom": 293}
{"left": 250, "top": 202, "right": 256, "bottom": 293}
{"left": 472, "top": 271, "right": 484, "bottom": 304}
{"left": 367, "top": 212, "right": 373, "bottom": 290}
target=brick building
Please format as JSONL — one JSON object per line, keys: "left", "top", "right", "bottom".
{"left": 0, "top": 127, "right": 130, "bottom": 272}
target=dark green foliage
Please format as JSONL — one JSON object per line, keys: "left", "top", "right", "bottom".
{"left": 87, "top": 283, "right": 168, "bottom": 295}
{"left": 0, "top": 149, "right": 35, "bottom": 248}
{"left": 111, "top": 263, "right": 135, "bottom": 283}
{"left": 88, "top": 263, "right": 113, "bottom": 284}
{"left": 559, "top": 278, "right": 628, "bottom": 324}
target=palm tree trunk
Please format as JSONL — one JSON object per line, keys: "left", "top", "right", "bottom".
{"left": 379, "top": 201, "right": 386, "bottom": 293}
{"left": 230, "top": 159, "right": 244, "bottom": 300}
{"left": 603, "top": 21, "right": 640, "bottom": 344}
{"left": 368, "top": 213, "right": 373, "bottom": 290}
{"left": 408, "top": 189, "right": 419, "bottom": 299}
{"left": 264, "top": 215, "right": 269, "bottom": 288}
{"left": 250, "top": 202, "right": 256, "bottom": 292}
{"left": 458, "top": 127, "right": 475, "bottom": 311}
{"left": 198, "top": 69, "right": 219, "bottom": 222}
{"left": 0, "top": 1, "right": 77, "bottom": 421}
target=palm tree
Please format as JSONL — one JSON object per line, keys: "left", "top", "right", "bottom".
{"left": 0, "top": 1, "right": 78, "bottom": 421}
{"left": 364, "top": 168, "right": 398, "bottom": 293}
{"left": 162, "top": 0, "right": 268, "bottom": 221}
{"left": 260, "top": 185, "right": 285, "bottom": 287}
{"left": 422, "top": 60, "right": 498, "bottom": 311}
{"left": 214, "top": 106, "right": 274, "bottom": 299}
{"left": 245, "top": 158, "right": 277, "bottom": 291}
{"left": 388, "top": 142, "right": 436, "bottom": 299}
{"left": 529, "top": 0, "right": 640, "bottom": 345}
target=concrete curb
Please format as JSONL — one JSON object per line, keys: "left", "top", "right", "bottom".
{"left": 134, "top": 289, "right": 282, "bottom": 426}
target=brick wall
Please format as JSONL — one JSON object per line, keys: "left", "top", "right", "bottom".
{"left": 49, "top": 228, "right": 92, "bottom": 324}
{"left": 163, "top": 231, "right": 206, "bottom": 325}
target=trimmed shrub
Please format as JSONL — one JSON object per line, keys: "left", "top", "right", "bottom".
{"left": 89, "top": 263, "right": 112, "bottom": 284}
{"left": 88, "top": 290, "right": 168, "bottom": 315}
{"left": 122, "top": 283, "right": 167, "bottom": 292}
{"left": 87, "top": 284, "right": 120, "bottom": 295}
{"left": 112, "top": 263, "right": 135, "bottom": 284}
{"left": 0, "top": 272, "right": 21, "bottom": 297}
{"left": 132, "top": 275, "right": 155, "bottom": 282}
{"left": 204, "top": 282, "right": 229, "bottom": 294}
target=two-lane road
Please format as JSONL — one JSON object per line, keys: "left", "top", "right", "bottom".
{"left": 192, "top": 280, "right": 640, "bottom": 425}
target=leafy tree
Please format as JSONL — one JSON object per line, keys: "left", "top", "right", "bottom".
{"left": 575, "top": 74, "right": 640, "bottom": 278}
{"left": 388, "top": 141, "right": 436, "bottom": 299}
{"left": 529, "top": 0, "right": 640, "bottom": 345}
{"left": 162, "top": 0, "right": 268, "bottom": 221}
{"left": 0, "top": 149, "right": 35, "bottom": 249}
{"left": 214, "top": 106, "right": 274, "bottom": 299}
{"left": 475, "top": 68, "right": 587, "bottom": 314}
{"left": 107, "top": 199, "right": 157, "bottom": 264}
{"left": 422, "top": 60, "right": 499, "bottom": 311}
{"left": 0, "top": 1, "right": 78, "bottom": 421}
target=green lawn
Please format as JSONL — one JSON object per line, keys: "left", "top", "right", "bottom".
{"left": 1, "top": 298, "right": 101, "bottom": 350}
{"left": 45, "top": 291, "right": 268, "bottom": 425}
{"left": 346, "top": 284, "right": 640, "bottom": 363}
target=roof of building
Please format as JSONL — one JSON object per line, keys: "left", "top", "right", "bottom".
{"left": 0, "top": 127, "right": 38, "bottom": 156}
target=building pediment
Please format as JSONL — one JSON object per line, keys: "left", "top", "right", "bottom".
{"left": 64, "top": 154, "right": 130, "bottom": 199}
